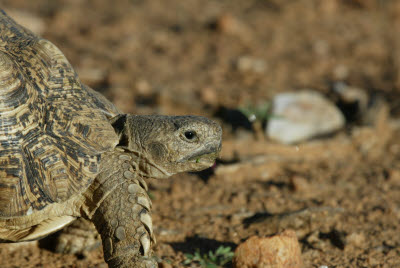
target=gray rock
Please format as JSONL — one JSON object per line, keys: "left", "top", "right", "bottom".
{"left": 267, "top": 91, "right": 345, "bottom": 144}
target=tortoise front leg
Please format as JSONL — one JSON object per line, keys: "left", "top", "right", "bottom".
{"left": 91, "top": 178, "right": 156, "bottom": 268}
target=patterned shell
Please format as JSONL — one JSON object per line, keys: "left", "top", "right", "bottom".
{"left": 0, "top": 10, "right": 120, "bottom": 218}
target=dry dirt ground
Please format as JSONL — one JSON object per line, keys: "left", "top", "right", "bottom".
{"left": 1, "top": 0, "right": 400, "bottom": 267}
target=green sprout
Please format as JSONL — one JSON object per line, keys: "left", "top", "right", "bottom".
{"left": 238, "top": 101, "right": 272, "bottom": 123}
{"left": 183, "top": 246, "right": 234, "bottom": 268}
{"left": 239, "top": 101, "right": 272, "bottom": 140}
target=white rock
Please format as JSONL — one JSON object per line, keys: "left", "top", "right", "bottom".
{"left": 267, "top": 91, "right": 345, "bottom": 144}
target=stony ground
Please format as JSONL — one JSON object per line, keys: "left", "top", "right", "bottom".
{"left": 1, "top": 0, "right": 400, "bottom": 267}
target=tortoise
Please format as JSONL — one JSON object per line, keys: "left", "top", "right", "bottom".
{"left": 0, "top": 10, "right": 222, "bottom": 267}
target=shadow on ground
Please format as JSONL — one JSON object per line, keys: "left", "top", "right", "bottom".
{"left": 169, "top": 235, "right": 237, "bottom": 255}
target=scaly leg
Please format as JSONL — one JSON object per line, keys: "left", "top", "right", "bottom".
{"left": 87, "top": 158, "right": 156, "bottom": 268}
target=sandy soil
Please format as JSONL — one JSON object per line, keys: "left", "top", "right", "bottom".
{"left": 1, "top": 0, "right": 400, "bottom": 267}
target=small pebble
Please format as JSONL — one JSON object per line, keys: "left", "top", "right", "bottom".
{"left": 135, "top": 79, "right": 152, "bottom": 96}
{"left": 200, "top": 87, "right": 218, "bottom": 106}
{"left": 236, "top": 56, "right": 267, "bottom": 73}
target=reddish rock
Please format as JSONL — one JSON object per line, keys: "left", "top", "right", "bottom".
{"left": 233, "top": 230, "right": 303, "bottom": 268}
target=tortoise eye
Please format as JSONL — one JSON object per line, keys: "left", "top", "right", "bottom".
{"left": 184, "top": 131, "right": 196, "bottom": 140}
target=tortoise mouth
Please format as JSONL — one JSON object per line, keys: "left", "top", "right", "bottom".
{"left": 178, "top": 143, "right": 221, "bottom": 165}
{"left": 188, "top": 151, "right": 219, "bottom": 164}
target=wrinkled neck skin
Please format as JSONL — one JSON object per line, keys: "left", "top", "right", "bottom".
{"left": 112, "top": 114, "right": 175, "bottom": 179}
{"left": 122, "top": 146, "right": 172, "bottom": 179}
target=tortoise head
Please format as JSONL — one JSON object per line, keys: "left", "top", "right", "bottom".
{"left": 111, "top": 114, "right": 222, "bottom": 178}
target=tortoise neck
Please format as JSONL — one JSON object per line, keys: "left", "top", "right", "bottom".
{"left": 111, "top": 147, "right": 172, "bottom": 179}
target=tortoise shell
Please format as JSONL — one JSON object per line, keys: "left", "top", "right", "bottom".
{"left": 0, "top": 10, "right": 120, "bottom": 218}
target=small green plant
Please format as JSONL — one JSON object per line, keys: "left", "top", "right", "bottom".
{"left": 239, "top": 101, "right": 272, "bottom": 140}
{"left": 239, "top": 101, "right": 272, "bottom": 123}
{"left": 183, "top": 246, "right": 234, "bottom": 268}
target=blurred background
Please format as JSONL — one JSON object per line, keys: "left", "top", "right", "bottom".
{"left": 1, "top": 0, "right": 400, "bottom": 267}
